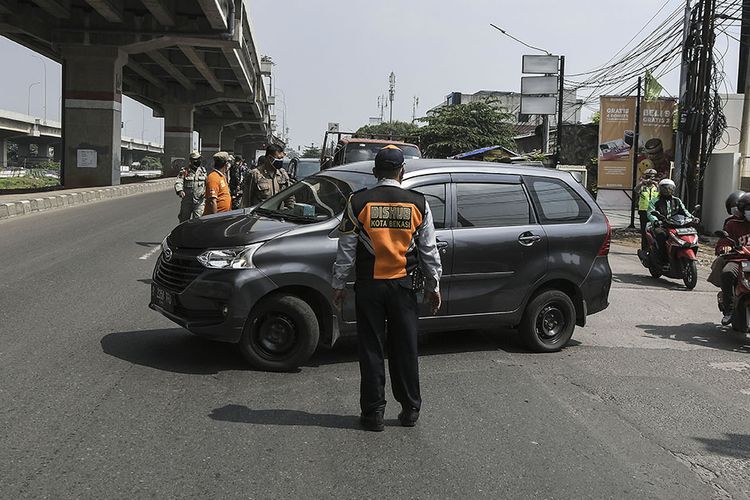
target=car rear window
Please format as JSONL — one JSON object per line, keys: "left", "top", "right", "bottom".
{"left": 455, "top": 183, "right": 531, "bottom": 228}
{"left": 526, "top": 177, "right": 592, "bottom": 224}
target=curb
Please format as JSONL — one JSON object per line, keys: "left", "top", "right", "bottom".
{"left": 0, "top": 178, "right": 174, "bottom": 220}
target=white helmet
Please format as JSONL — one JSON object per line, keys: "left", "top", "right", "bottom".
{"left": 658, "top": 178, "right": 676, "bottom": 196}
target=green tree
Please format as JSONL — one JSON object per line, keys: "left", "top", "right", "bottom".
{"left": 590, "top": 111, "right": 601, "bottom": 125}
{"left": 417, "top": 100, "right": 515, "bottom": 158}
{"left": 140, "top": 156, "right": 163, "bottom": 170}
{"left": 354, "top": 121, "right": 419, "bottom": 139}
{"left": 302, "top": 145, "right": 321, "bottom": 158}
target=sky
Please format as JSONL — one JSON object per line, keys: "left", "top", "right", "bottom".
{"left": 0, "top": 0, "right": 741, "bottom": 152}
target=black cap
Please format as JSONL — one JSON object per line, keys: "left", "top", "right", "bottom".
{"left": 374, "top": 145, "right": 405, "bottom": 170}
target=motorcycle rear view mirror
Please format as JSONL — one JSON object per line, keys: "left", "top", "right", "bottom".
{"left": 693, "top": 204, "right": 702, "bottom": 216}
{"left": 714, "top": 230, "right": 729, "bottom": 238}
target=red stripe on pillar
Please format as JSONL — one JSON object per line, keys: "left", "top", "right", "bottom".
{"left": 64, "top": 91, "right": 123, "bottom": 102}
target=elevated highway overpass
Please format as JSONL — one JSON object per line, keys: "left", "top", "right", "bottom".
{"left": 0, "top": 0, "right": 276, "bottom": 187}
{"left": 0, "top": 109, "right": 163, "bottom": 167}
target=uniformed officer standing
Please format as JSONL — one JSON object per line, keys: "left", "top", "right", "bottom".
{"left": 174, "top": 151, "right": 207, "bottom": 222}
{"left": 331, "top": 145, "right": 442, "bottom": 432}
{"left": 242, "top": 145, "right": 294, "bottom": 208}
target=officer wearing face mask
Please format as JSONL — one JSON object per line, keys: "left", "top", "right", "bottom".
{"left": 715, "top": 192, "right": 750, "bottom": 325}
{"left": 242, "top": 144, "right": 294, "bottom": 208}
{"left": 174, "top": 151, "right": 207, "bottom": 222}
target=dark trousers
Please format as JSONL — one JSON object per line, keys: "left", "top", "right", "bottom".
{"left": 355, "top": 280, "right": 421, "bottom": 415}
{"left": 721, "top": 262, "right": 741, "bottom": 311}
{"left": 654, "top": 228, "right": 668, "bottom": 261}
{"left": 638, "top": 210, "right": 649, "bottom": 251}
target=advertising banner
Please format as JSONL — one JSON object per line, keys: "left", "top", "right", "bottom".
{"left": 597, "top": 96, "right": 676, "bottom": 189}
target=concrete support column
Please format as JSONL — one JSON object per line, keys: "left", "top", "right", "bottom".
{"left": 0, "top": 139, "right": 6, "bottom": 169}
{"left": 221, "top": 127, "right": 240, "bottom": 155}
{"left": 123, "top": 149, "right": 133, "bottom": 167}
{"left": 197, "top": 120, "right": 223, "bottom": 165}
{"left": 62, "top": 46, "right": 127, "bottom": 187}
{"left": 17, "top": 142, "right": 30, "bottom": 165}
{"left": 53, "top": 144, "right": 62, "bottom": 162}
{"left": 163, "top": 102, "right": 195, "bottom": 177}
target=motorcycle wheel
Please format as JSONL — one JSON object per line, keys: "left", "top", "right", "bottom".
{"left": 683, "top": 260, "right": 698, "bottom": 290}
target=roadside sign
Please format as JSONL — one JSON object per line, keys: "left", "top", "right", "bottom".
{"left": 522, "top": 55, "right": 560, "bottom": 74}
{"left": 521, "top": 76, "right": 558, "bottom": 95}
{"left": 327, "top": 122, "right": 340, "bottom": 133}
{"left": 520, "top": 96, "right": 557, "bottom": 115}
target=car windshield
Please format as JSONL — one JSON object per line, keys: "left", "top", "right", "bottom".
{"left": 295, "top": 160, "right": 321, "bottom": 179}
{"left": 343, "top": 143, "right": 421, "bottom": 163}
{"left": 256, "top": 172, "right": 374, "bottom": 222}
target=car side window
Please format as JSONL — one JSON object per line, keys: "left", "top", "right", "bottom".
{"left": 526, "top": 177, "right": 592, "bottom": 224}
{"left": 455, "top": 183, "right": 530, "bottom": 228}
{"left": 412, "top": 184, "right": 446, "bottom": 229}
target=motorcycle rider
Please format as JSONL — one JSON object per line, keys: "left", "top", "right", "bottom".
{"left": 715, "top": 192, "right": 750, "bottom": 325}
{"left": 647, "top": 178, "right": 696, "bottom": 262}
{"left": 708, "top": 191, "right": 745, "bottom": 288}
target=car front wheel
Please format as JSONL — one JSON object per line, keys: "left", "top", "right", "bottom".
{"left": 520, "top": 290, "right": 576, "bottom": 352}
{"left": 239, "top": 294, "right": 320, "bottom": 371}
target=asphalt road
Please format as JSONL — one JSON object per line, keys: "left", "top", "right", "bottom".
{"left": 1, "top": 191, "right": 748, "bottom": 499}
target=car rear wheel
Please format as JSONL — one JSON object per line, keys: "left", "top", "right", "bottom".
{"left": 239, "top": 294, "right": 319, "bottom": 372}
{"left": 520, "top": 290, "right": 576, "bottom": 352}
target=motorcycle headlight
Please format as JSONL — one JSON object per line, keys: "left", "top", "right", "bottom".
{"left": 197, "top": 243, "right": 264, "bottom": 269}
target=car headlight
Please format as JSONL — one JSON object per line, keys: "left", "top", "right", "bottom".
{"left": 161, "top": 236, "right": 169, "bottom": 253}
{"left": 197, "top": 243, "right": 264, "bottom": 269}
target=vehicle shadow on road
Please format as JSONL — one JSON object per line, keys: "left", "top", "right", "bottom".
{"left": 694, "top": 433, "right": 750, "bottom": 459}
{"left": 637, "top": 323, "right": 750, "bottom": 352}
{"left": 613, "top": 272, "right": 690, "bottom": 291}
{"left": 307, "top": 329, "right": 537, "bottom": 368}
{"left": 101, "top": 328, "right": 247, "bottom": 375}
{"left": 208, "top": 404, "right": 358, "bottom": 430}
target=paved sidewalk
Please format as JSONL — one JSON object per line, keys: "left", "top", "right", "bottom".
{"left": 0, "top": 177, "right": 174, "bottom": 220}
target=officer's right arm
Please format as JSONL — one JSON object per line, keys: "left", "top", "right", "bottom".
{"left": 174, "top": 172, "right": 184, "bottom": 195}
{"left": 415, "top": 202, "right": 443, "bottom": 293}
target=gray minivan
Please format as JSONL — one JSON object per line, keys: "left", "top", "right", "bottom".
{"left": 150, "top": 159, "right": 612, "bottom": 371}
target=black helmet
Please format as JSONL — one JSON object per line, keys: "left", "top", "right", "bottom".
{"left": 737, "top": 192, "right": 750, "bottom": 214}
{"left": 726, "top": 190, "right": 745, "bottom": 215}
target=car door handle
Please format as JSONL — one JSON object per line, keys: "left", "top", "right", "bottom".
{"left": 518, "top": 232, "right": 542, "bottom": 247}
{"left": 436, "top": 240, "right": 449, "bottom": 249}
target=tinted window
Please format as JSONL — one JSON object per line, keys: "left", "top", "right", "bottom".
{"left": 413, "top": 184, "right": 446, "bottom": 229}
{"left": 456, "top": 183, "right": 530, "bottom": 228}
{"left": 343, "top": 143, "right": 421, "bottom": 163}
{"left": 527, "top": 177, "right": 592, "bottom": 224}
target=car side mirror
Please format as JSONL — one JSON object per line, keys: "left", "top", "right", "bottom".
{"left": 714, "top": 230, "right": 730, "bottom": 238}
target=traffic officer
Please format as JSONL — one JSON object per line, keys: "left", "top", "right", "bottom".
{"left": 331, "top": 145, "right": 442, "bottom": 432}
{"left": 174, "top": 151, "right": 207, "bottom": 222}
{"left": 229, "top": 155, "right": 244, "bottom": 209}
{"left": 635, "top": 168, "right": 658, "bottom": 253}
{"left": 242, "top": 145, "right": 294, "bottom": 208}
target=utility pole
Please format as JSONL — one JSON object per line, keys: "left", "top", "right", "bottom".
{"left": 673, "top": 0, "right": 692, "bottom": 197}
{"left": 388, "top": 72, "right": 396, "bottom": 123}
{"left": 555, "top": 55, "right": 565, "bottom": 166}
{"left": 629, "top": 77, "right": 642, "bottom": 229}
{"left": 739, "top": 0, "right": 750, "bottom": 188}
{"left": 412, "top": 96, "right": 419, "bottom": 123}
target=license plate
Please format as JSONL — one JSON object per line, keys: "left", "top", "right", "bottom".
{"left": 151, "top": 283, "right": 175, "bottom": 312}
{"left": 742, "top": 261, "right": 750, "bottom": 272}
{"left": 675, "top": 228, "right": 697, "bottom": 235}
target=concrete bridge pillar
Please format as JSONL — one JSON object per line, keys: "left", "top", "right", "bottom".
{"left": 61, "top": 46, "right": 127, "bottom": 187}
{"left": 17, "top": 142, "right": 30, "bottom": 165}
{"left": 123, "top": 149, "right": 134, "bottom": 167}
{"left": 221, "top": 127, "right": 241, "bottom": 155}
{"left": 0, "top": 139, "right": 6, "bottom": 169}
{"left": 163, "top": 102, "right": 194, "bottom": 177}
{"left": 53, "top": 144, "right": 62, "bottom": 163}
{"left": 197, "top": 121, "right": 222, "bottom": 165}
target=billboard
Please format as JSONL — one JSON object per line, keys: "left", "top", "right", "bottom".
{"left": 598, "top": 96, "right": 676, "bottom": 189}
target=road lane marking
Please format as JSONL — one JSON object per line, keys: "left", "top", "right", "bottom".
{"left": 138, "top": 246, "right": 161, "bottom": 260}
{"left": 708, "top": 361, "right": 749, "bottom": 372}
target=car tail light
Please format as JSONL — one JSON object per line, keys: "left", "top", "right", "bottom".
{"left": 598, "top": 216, "right": 611, "bottom": 256}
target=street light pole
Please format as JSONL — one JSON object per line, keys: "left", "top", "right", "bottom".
{"left": 27, "top": 82, "right": 41, "bottom": 116}
{"left": 31, "top": 54, "right": 47, "bottom": 123}
{"left": 388, "top": 72, "right": 396, "bottom": 123}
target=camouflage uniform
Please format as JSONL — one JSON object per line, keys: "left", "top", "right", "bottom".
{"left": 175, "top": 165, "right": 207, "bottom": 222}
{"left": 242, "top": 161, "right": 294, "bottom": 208}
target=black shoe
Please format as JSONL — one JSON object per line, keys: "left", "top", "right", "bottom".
{"left": 721, "top": 313, "right": 732, "bottom": 326}
{"left": 398, "top": 407, "right": 420, "bottom": 427}
{"left": 359, "top": 410, "right": 384, "bottom": 432}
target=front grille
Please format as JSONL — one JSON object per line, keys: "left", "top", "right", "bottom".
{"left": 153, "top": 252, "right": 204, "bottom": 293}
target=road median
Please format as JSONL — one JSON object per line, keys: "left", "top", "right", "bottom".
{"left": 0, "top": 178, "right": 174, "bottom": 220}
